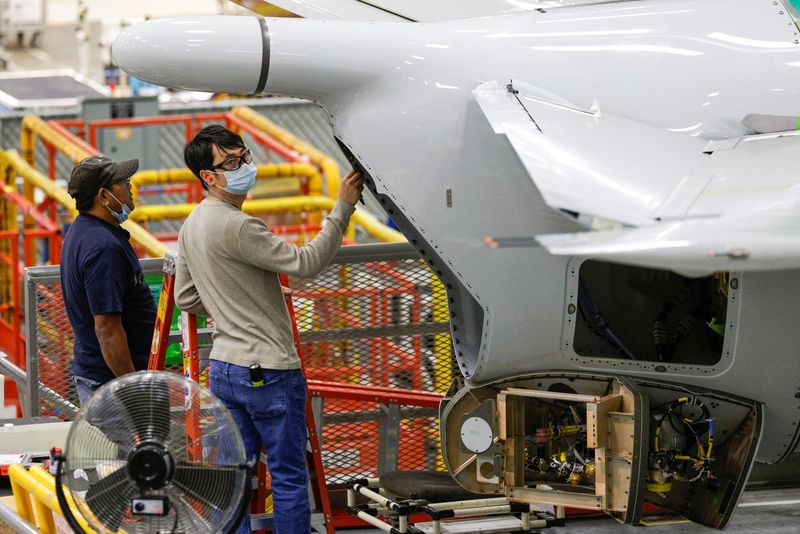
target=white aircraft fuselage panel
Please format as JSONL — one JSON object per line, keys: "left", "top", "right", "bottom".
{"left": 113, "top": 0, "right": 800, "bottom": 462}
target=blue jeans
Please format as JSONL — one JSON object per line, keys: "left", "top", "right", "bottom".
{"left": 72, "top": 375, "right": 103, "bottom": 405}
{"left": 208, "top": 360, "right": 310, "bottom": 534}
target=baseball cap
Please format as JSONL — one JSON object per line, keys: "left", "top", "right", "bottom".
{"left": 68, "top": 156, "right": 139, "bottom": 211}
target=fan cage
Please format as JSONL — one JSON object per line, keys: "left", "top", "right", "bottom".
{"left": 63, "top": 372, "right": 248, "bottom": 533}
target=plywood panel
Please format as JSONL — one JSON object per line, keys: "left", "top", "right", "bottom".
{"left": 606, "top": 457, "right": 633, "bottom": 512}
{"left": 504, "top": 388, "right": 599, "bottom": 403}
{"left": 607, "top": 412, "right": 635, "bottom": 460}
{"left": 587, "top": 394, "right": 622, "bottom": 449}
{"left": 506, "top": 486, "right": 602, "bottom": 510}
{"left": 497, "top": 393, "right": 507, "bottom": 440}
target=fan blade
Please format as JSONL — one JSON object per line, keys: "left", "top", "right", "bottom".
{"left": 85, "top": 465, "right": 137, "bottom": 532}
{"left": 165, "top": 486, "right": 215, "bottom": 532}
{"left": 172, "top": 462, "right": 241, "bottom": 512}
{"left": 117, "top": 375, "right": 172, "bottom": 444}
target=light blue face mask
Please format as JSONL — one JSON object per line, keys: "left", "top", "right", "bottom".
{"left": 104, "top": 189, "right": 132, "bottom": 224}
{"left": 220, "top": 162, "right": 257, "bottom": 195}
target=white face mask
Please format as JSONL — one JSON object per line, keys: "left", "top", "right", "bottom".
{"left": 103, "top": 189, "right": 131, "bottom": 223}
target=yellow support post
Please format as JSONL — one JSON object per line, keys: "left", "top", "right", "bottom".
{"left": 19, "top": 115, "right": 38, "bottom": 216}
{"left": 0, "top": 159, "right": 15, "bottom": 325}
{"left": 20, "top": 118, "right": 35, "bottom": 166}
{"left": 8, "top": 465, "right": 35, "bottom": 529}
{"left": 8, "top": 464, "right": 56, "bottom": 534}
{"left": 28, "top": 465, "right": 95, "bottom": 532}
{"left": 345, "top": 221, "right": 357, "bottom": 242}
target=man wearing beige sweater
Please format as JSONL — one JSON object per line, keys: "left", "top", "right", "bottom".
{"left": 176, "top": 125, "right": 363, "bottom": 534}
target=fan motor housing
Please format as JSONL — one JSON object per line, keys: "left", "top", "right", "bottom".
{"left": 132, "top": 496, "right": 170, "bottom": 516}
{"left": 127, "top": 442, "right": 174, "bottom": 490}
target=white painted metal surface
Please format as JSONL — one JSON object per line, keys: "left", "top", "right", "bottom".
{"left": 538, "top": 132, "right": 800, "bottom": 273}
{"left": 0, "top": 421, "right": 71, "bottom": 454}
{"left": 460, "top": 417, "right": 494, "bottom": 453}
{"left": 473, "top": 80, "right": 707, "bottom": 227}
{"left": 237, "top": 0, "right": 640, "bottom": 22}
{"left": 112, "top": 16, "right": 265, "bottom": 94}
{"left": 113, "top": 0, "right": 800, "bottom": 464}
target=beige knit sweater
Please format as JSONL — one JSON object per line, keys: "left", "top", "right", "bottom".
{"left": 175, "top": 197, "right": 354, "bottom": 369}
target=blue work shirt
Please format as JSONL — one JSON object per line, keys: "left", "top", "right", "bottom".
{"left": 60, "top": 213, "right": 156, "bottom": 384}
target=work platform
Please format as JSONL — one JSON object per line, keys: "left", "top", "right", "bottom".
{"left": 338, "top": 486, "right": 800, "bottom": 533}
{"left": 0, "top": 98, "right": 443, "bottom": 531}
{"left": 2, "top": 242, "right": 456, "bottom": 531}
{"left": 0, "top": 98, "right": 405, "bottom": 414}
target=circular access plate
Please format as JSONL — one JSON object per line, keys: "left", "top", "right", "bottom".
{"left": 460, "top": 417, "right": 493, "bottom": 453}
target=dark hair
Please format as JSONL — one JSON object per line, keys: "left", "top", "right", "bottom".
{"left": 76, "top": 195, "right": 95, "bottom": 212}
{"left": 184, "top": 125, "right": 246, "bottom": 190}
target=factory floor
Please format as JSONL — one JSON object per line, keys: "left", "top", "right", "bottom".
{"left": 340, "top": 486, "right": 800, "bottom": 533}
{"left": 3, "top": 478, "right": 799, "bottom": 532}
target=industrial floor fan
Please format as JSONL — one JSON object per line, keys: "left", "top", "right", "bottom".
{"left": 54, "top": 371, "right": 252, "bottom": 533}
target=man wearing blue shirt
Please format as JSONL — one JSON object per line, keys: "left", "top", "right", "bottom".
{"left": 61, "top": 155, "right": 156, "bottom": 404}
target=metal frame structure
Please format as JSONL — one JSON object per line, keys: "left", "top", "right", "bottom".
{"left": 17, "top": 242, "right": 434, "bottom": 415}
{"left": 0, "top": 104, "right": 404, "bottom": 414}
{"left": 345, "top": 476, "right": 564, "bottom": 534}
{"left": 12, "top": 242, "right": 456, "bottom": 531}
{"left": 17, "top": 257, "right": 165, "bottom": 419}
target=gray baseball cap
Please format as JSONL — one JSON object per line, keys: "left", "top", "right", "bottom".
{"left": 68, "top": 155, "right": 139, "bottom": 210}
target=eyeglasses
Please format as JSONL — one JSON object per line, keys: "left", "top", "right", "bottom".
{"left": 213, "top": 148, "right": 252, "bottom": 172}
{"left": 101, "top": 176, "right": 132, "bottom": 190}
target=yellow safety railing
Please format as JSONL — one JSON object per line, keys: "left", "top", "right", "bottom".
{"left": 8, "top": 108, "right": 407, "bottom": 260}
{"left": 21, "top": 115, "right": 93, "bottom": 164}
{"left": 1, "top": 150, "right": 77, "bottom": 217}
{"left": 131, "top": 195, "right": 406, "bottom": 243}
{"left": 131, "top": 162, "right": 322, "bottom": 201}
{"left": 20, "top": 112, "right": 403, "bottom": 246}
{"left": 17, "top": 116, "right": 170, "bottom": 257}
{"left": 8, "top": 463, "right": 95, "bottom": 534}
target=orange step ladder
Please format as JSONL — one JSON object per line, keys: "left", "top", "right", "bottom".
{"left": 148, "top": 252, "right": 334, "bottom": 533}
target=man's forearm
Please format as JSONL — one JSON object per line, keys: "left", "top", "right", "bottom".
{"left": 96, "top": 326, "right": 136, "bottom": 377}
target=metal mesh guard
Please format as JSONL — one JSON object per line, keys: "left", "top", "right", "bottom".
{"left": 289, "top": 254, "right": 456, "bottom": 480}
{"left": 31, "top": 247, "right": 457, "bottom": 485}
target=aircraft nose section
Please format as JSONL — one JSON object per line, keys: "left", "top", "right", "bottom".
{"left": 112, "top": 16, "right": 268, "bottom": 94}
